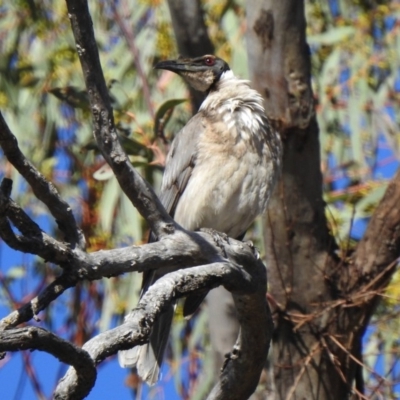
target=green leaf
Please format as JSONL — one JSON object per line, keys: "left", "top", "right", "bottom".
{"left": 120, "top": 136, "right": 149, "bottom": 156}
{"left": 99, "top": 177, "right": 121, "bottom": 232}
{"left": 6, "top": 266, "right": 26, "bottom": 279}
{"left": 308, "top": 26, "right": 356, "bottom": 46}
{"left": 356, "top": 183, "right": 388, "bottom": 217}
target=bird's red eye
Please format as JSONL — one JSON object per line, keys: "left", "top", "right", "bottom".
{"left": 204, "top": 57, "right": 215, "bottom": 66}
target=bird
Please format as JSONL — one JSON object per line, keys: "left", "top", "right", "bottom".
{"left": 118, "top": 54, "right": 282, "bottom": 385}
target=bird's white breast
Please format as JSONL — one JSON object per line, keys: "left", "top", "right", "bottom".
{"left": 174, "top": 72, "right": 281, "bottom": 238}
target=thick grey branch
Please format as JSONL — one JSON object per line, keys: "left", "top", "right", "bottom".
{"left": 0, "top": 230, "right": 216, "bottom": 331}
{"left": 65, "top": 0, "right": 174, "bottom": 239}
{"left": 0, "top": 326, "right": 96, "bottom": 397}
{"left": 55, "top": 242, "right": 271, "bottom": 399}
{"left": 0, "top": 112, "right": 85, "bottom": 248}
{"left": 0, "top": 230, "right": 240, "bottom": 328}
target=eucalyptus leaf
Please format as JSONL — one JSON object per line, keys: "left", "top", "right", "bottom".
{"left": 6, "top": 266, "right": 26, "bottom": 279}
{"left": 308, "top": 26, "right": 356, "bottom": 46}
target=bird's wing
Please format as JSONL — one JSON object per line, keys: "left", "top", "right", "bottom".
{"left": 159, "top": 112, "right": 205, "bottom": 217}
{"left": 141, "top": 112, "right": 206, "bottom": 292}
{"left": 118, "top": 113, "right": 207, "bottom": 384}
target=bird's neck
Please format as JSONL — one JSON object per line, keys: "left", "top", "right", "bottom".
{"left": 200, "top": 70, "right": 267, "bottom": 126}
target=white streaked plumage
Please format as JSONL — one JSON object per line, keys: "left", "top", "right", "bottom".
{"left": 171, "top": 70, "right": 281, "bottom": 238}
{"left": 119, "top": 55, "right": 282, "bottom": 386}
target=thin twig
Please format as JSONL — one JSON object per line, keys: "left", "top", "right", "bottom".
{"left": 110, "top": 2, "right": 155, "bottom": 119}
{"left": 285, "top": 341, "right": 322, "bottom": 400}
{"left": 328, "top": 334, "right": 388, "bottom": 384}
{"left": 0, "top": 273, "right": 77, "bottom": 331}
{"left": 321, "top": 337, "right": 370, "bottom": 400}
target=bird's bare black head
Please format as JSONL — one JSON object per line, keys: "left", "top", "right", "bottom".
{"left": 155, "top": 55, "right": 230, "bottom": 92}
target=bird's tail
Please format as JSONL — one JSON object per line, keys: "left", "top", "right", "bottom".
{"left": 118, "top": 304, "right": 174, "bottom": 386}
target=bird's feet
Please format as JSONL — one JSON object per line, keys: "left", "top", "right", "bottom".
{"left": 199, "top": 228, "right": 229, "bottom": 257}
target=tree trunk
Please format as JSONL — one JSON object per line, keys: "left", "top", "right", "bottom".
{"left": 246, "top": 1, "right": 351, "bottom": 398}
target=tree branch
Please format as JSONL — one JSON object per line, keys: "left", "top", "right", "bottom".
{"left": 0, "top": 273, "right": 77, "bottom": 330}
{"left": 0, "top": 179, "right": 74, "bottom": 264}
{"left": 350, "top": 168, "right": 400, "bottom": 290}
{"left": 0, "top": 112, "right": 85, "bottom": 248}
{"left": 0, "top": 227, "right": 255, "bottom": 326}
{"left": 0, "top": 326, "right": 96, "bottom": 397}
{"left": 54, "top": 239, "right": 271, "bottom": 399}
{"left": 65, "top": 0, "right": 174, "bottom": 239}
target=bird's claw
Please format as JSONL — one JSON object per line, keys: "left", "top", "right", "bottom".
{"left": 200, "top": 228, "right": 229, "bottom": 257}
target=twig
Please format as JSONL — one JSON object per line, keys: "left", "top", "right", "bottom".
{"left": 321, "top": 337, "right": 370, "bottom": 400}
{"left": 0, "top": 273, "right": 77, "bottom": 331}
{"left": 328, "top": 334, "right": 388, "bottom": 384}
{"left": 285, "top": 341, "right": 322, "bottom": 400}
{"left": 110, "top": 2, "right": 155, "bottom": 119}
{"left": 0, "top": 112, "right": 86, "bottom": 249}
{"left": 0, "top": 326, "right": 96, "bottom": 398}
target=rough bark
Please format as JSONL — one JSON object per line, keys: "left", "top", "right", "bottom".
{"left": 246, "top": 1, "right": 400, "bottom": 399}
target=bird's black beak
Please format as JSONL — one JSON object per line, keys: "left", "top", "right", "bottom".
{"left": 155, "top": 59, "right": 195, "bottom": 73}
{"left": 154, "top": 55, "right": 229, "bottom": 92}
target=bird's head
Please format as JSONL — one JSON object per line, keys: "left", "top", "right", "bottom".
{"left": 155, "top": 55, "right": 230, "bottom": 92}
